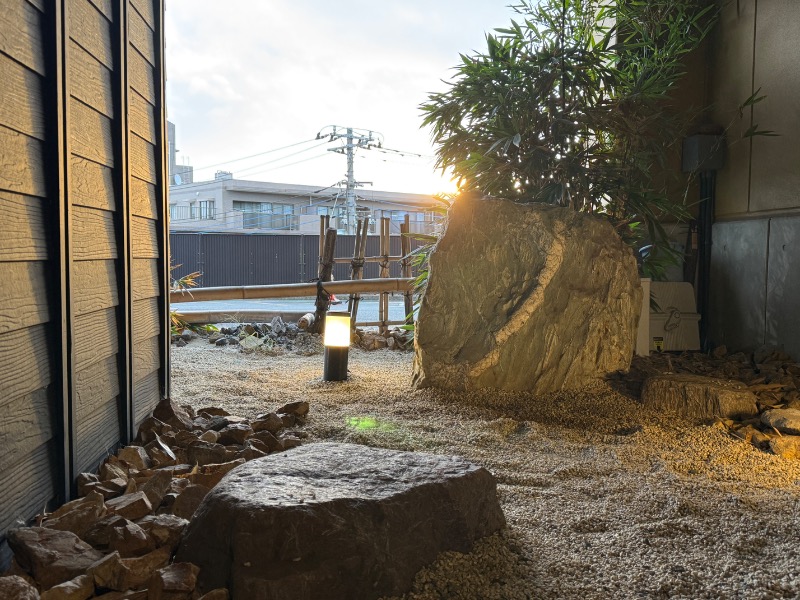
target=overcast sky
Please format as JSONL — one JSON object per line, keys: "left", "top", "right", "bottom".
{"left": 165, "top": 1, "right": 516, "bottom": 195}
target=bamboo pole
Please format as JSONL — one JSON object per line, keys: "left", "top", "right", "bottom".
{"left": 401, "top": 214, "right": 413, "bottom": 325}
{"left": 312, "top": 227, "right": 338, "bottom": 333}
{"left": 347, "top": 217, "right": 369, "bottom": 327}
{"left": 378, "top": 217, "right": 391, "bottom": 334}
{"left": 170, "top": 278, "right": 414, "bottom": 303}
{"left": 317, "top": 215, "right": 327, "bottom": 278}
{"left": 332, "top": 256, "right": 404, "bottom": 264}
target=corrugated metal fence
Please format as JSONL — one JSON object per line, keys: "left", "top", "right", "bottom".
{"left": 170, "top": 233, "right": 424, "bottom": 287}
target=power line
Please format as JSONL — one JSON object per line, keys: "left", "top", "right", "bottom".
{"left": 188, "top": 137, "right": 320, "bottom": 173}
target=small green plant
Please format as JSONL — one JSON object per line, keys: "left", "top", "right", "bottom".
{"left": 169, "top": 265, "right": 218, "bottom": 336}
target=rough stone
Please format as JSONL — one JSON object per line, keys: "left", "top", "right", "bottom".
{"left": 217, "top": 424, "right": 252, "bottom": 446}
{"left": 148, "top": 563, "right": 200, "bottom": 600}
{"left": 107, "top": 520, "right": 154, "bottom": 558}
{"left": 106, "top": 491, "right": 153, "bottom": 521}
{"left": 276, "top": 401, "right": 310, "bottom": 417}
{"left": 140, "top": 469, "right": 174, "bottom": 509}
{"left": 136, "top": 418, "right": 175, "bottom": 445}
{"left": 0, "top": 575, "right": 40, "bottom": 599}
{"left": 177, "top": 442, "right": 505, "bottom": 599}
{"left": 413, "top": 195, "right": 641, "bottom": 393}
{"left": 76, "top": 473, "right": 100, "bottom": 497}
{"left": 187, "top": 441, "right": 227, "bottom": 466}
{"left": 42, "top": 491, "right": 107, "bottom": 538}
{"left": 153, "top": 398, "right": 194, "bottom": 431}
{"left": 172, "top": 484, "right": 211, "bottom": 520}
{"left": 145, "top": 436, "right": 178, "bottom": 467}
{"left": 40, "top": 574, "right": 93, "bottom": 600}
{"left": 8, "top": 528, "right": 105, "bottom": 590}
{"left": 117, "top": 546, "right": 172, "bottom": 590}
{"left": 117, "top": 446, "right": 152, "bottom": 471}
{"left": 641, "top": 374, "right": 759, "bottom": 420}
{"left": 136, "top": 515, "right": 188, "bottom": 552}
{"left": 99, "top": 458, "right": 129, "bottom": 483}
{"left": 769, "top": 435, "right": 800, "bottom": 460}
{"left": 251, "top": 412, "right": 283, "bottom": 434}
{"left": 761, "top": 408, "right": 800, "bottom": 435}
{"left": 184, "top": 459, "right": 246, "bottom": 489}
{"left": 250, "top": 430, "right": 283, "bottom": 452}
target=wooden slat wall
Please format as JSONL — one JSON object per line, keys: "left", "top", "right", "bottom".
{"left": 0, "top": 0, "right": 56, "bottom": 568}
{"left": 0, "top": 0, "right": 167, "bottom": 569}
{"left": 68, "top": 0, "right": 121, "bottom": 475}
{"left": 128, "top": 0, "right": 162, "bottom": 427}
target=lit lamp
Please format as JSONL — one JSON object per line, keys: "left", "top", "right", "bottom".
{"left": 323, "top": 311, "right": 351, "bottom": 381}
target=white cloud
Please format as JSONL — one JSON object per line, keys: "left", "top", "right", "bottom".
{"left": 166, "top": 0, "right": 513, "bottom": 193}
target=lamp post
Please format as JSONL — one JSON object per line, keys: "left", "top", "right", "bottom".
{"left": 323, "top": 311, "right": 351, "bottom": 381}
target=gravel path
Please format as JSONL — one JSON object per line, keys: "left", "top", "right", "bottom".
{"left": 171, "top": 343, "right": 800, "bottom": 600}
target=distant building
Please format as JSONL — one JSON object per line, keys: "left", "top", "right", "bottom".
{"left": 167, "top": 121, "right": 194, "bottom": 185}
{"left": 168, "top": 177, "right": 441, "bottom": 235}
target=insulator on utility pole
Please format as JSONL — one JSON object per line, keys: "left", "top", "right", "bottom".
{"left": 317, "top": 125, "right": 383, "bottom": 235}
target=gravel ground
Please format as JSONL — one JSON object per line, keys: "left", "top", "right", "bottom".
{"left": 171, "top": 343, "right": 800, "bottom": 600}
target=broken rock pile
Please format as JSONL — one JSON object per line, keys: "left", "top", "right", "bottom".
{"left": 626, "top": 346, "right": 800, "bottom": 459}
{"left": 1, "top": 398, "right": 310, "bottom": 599}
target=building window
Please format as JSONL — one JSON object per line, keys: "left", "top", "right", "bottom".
{"left": 199, "top": 200, "right": 216, "bottom": 220}
{"left": 233, "top": 201, "right": 294, "bottom": 230}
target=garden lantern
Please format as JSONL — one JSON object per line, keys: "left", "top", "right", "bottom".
{"left": 323, "top": 311, "right": 351, "bottom": 381}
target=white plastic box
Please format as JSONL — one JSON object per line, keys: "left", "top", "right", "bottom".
{"left": 648, "top": 281, "right": 700, "bottom": 352}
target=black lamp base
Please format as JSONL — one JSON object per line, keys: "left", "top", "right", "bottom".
{"left": 324, "top": 346, "right": 349, "bottom": 381}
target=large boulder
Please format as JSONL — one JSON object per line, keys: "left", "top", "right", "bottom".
{"left": 413, "top": 194, "right": 642, "bottom": 393}
{"left": 176, "top": 442, "right": 505, "bottom": 600}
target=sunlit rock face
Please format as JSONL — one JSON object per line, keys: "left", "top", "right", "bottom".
{"left": 413, "top": 193, "right": 641, "bottom": 394}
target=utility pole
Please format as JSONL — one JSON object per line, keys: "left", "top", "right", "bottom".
{"left": 317, "top": 126, "right": 382, "bottom": 234}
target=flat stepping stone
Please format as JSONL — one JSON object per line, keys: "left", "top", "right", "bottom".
{"left": 641, "top": 374, "right": 758, "bottom": 420}
{"left": 177, "top": 442, "right": 505, "bottom": 600}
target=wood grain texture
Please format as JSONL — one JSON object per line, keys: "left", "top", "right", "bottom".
{"left": 73, "top": 259, "right": 119, "bottom": 316}
{"left": 133, "top": 334, "right": 159, "bottom": 380}
{"left": 0, "top": 191, "right": 48, "bottom": 261}
{"left": 130, "top": 0, "right": 155, "bottom": 31}
{"left": 75, "top": 354, "right": 119, "bottom": 421}
{"left": 132, "top": 259, "right": 159, "bottom": 300}
{"left": 128, "top": 7, "right": 155, "bottom": 65}
{"left": 133, "top": 368, "right": 160, "bottom": 426}
{"left": 0, "top": 54, "right": 45, "bottom": 139}
{"left": 86, "top": 0, "right": 112, "bottom": 20}
{"left": 129, "top": 91, "right": 156, "bottom": 144}
{"left": 0, "top": 389, "right": 52, "bottom": 473}
{"left": 0, "top": 442, "right": 57, "bottom": 541}
{"left": 0, "top": 323, "right": 51, "bottom": 403}
{"left": 131, "top": 216, "right": 159, "bottom": 258}
{"left": 76, "top": 394, "right": 121, "bottom": 473}
{"left": 73, "top": 206, "right": 117, "bottom": 261}
{"left": 0, "top": 124, "right": 46, "bottom": 198}
{"left": 0, "top": 0, "right": 46, "bottom": 75}
{"left": 70, "top": 99, "right": 114, "bottom": 167}
{"left": 130, "top": 176, "right": 157, "bottom": 219}
{"left": 70, "top": 155, "right": 115, "bottom": 211}
{"left": 69, "top": 40, "right": 113, "bottom": 119}
{"left": 132, "top": 297, "right": 159, "bottom": 342}
{"left": 0, "top": 261, "right": 50, "bottom": 335}
{"left": 69, "top": 0, "right": 113, "bottom": 68}
{"left": 74, "top": 306, "right": 118, "bottom": 372}
{"left": 130, "top": 132, "right": 157, "bottom": 184}
{"left": 128, "top": 48, "right": 155, "bottom": 105}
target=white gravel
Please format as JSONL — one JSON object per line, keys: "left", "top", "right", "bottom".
{"left": 171, "top": 343, "right": 800, "bottom": 600}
